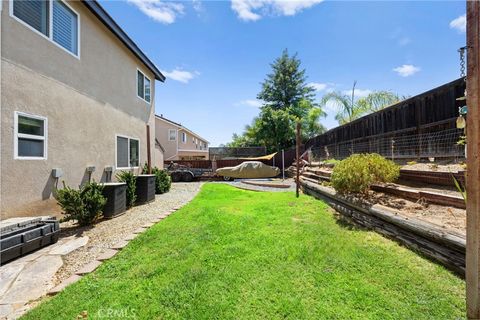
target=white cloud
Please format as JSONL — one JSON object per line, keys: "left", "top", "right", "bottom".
{"left": 309, "top": 82, "right": 328, "bottom": 91}
{"left": 342, "top": 88, "right": 372, "bottom": 98}
{"left": 231, "top": 0, "right": 323, "bottom": 22}
{"left": 450, "top": 14, "right": 466, "bottom": 33}
{"left": 192, "top": 0, "right": 204, "bottom": 13}
{"left": 236, "top": 99, "right": 263, "bottom": 107}
{"left": 393, "top": 64, "right": 420, "bottom": 77}
{"left": 127, "top": 0, "right": 185, "bottom": 24}
{"left": 161, "top": 68, "right": 199, "bottom": 83}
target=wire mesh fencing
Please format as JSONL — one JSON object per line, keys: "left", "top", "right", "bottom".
{"left": 310, "top": 128, "right": 465, "bottom": 162}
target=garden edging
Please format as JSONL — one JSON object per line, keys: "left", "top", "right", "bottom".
{"left": 300, "top": 177, "right": 466, "bottom": 276}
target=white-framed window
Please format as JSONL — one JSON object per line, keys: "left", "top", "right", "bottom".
{"left": 14, "top": 111, "right": 48, "bottom": 160}
{"left": 10, "top": 0, "right": 80, "bottom": 58}
{"left": 181, "top": 132, "right": 187, "bottom": 143}
{"left": 137, "top": 69, "right": 151, "bottom": 103}
{"left": 116, "top": 135, "right": 139, "bottom": 169}
{"left": 168, "top": 129, "right": 176, "bottom": 141}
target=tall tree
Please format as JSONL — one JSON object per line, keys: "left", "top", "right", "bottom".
{"left": 257, "top": 49, "right": 318, "bottom": 117}
{"left": 229, "top": 49, "right": 326, "bottom": 152}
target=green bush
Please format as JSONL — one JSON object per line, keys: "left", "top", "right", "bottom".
{"left": 142, "top": 163, "right": 171, "bottom": 194}
{"left": 331, "top": 153, "right": 399, "bottom": 194}
{"left": 117, "top": 171, "right": 137, "bottom": 208}
{"left": 56, "top": 181, "right": 106, "bottom": 226}
{"left": 154, "top": 168, "right": 171, "bottom": 194}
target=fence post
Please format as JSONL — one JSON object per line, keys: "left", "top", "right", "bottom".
{"left": 466, "top": 2, "right": 480, "bottom": 318}
{"left": 282, "top": 150, "right": 285, "bottom": 181}
{"left": 391, "top": 138, "right": 395, "bottom": 161}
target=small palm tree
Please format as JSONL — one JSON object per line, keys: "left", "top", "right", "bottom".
{"left": 322, "top": 81, "right": 402, "bottom": 125}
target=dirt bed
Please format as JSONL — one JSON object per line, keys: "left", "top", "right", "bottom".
{"left": 337, "top": 188, "right": 466, "bottom": 234}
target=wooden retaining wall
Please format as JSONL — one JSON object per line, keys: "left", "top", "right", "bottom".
{"left": 300, "top": 178, "right": 466, "bottom": 276}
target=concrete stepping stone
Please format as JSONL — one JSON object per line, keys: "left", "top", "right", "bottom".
{"left": 49, "top": 236, "right": 89, "bottom": 256}
{"left": 0, "top": 304, "right": 13, "bottom": 319}
{"left": 0, "top": 263, "right": 24, "bottom": 297}
{"left": 96, "top": 249, "right": 118, "bottom": 261}
{"left": 133, "top": 227, "right": 146, "bottom": 234}
{"left": 0, "top": 255, "right": 63, "bottom": 305}
{"left": 124, "top": 233, "right": 137, "bottom": 241}
{"left": 75, "top": 260, "right": 102, "bottom": 275}
{"left": 142, "top": 222, "right": 154, "bottom": 228}
{"left": 48, "top": 275, "right": 82, "bottom": 296}
{"left": 110, "top": 240, "right": 129, "bottom": 250}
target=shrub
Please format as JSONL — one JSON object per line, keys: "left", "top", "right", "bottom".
{"left": 56, "top": 181, "right": 106, "bottom": 226}
{"left": 117, "top": 171, "right": 137, "bottom": 208}
{"left": 142, "top": 163, "right": 171, "bottom": 194}
{"left": 331, "top": 153, "right": 399, "bottom": 194}
{"left": 154, "top": 168, "right": 171, "bottom": 194}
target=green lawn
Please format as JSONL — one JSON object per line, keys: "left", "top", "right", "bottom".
{"left": 23, "top": 184, "right": 465, "bottom": 319}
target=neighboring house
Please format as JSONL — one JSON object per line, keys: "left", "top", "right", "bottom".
{"left": 1, "top": 0, "right": 165, "bottom": 219}
{"left": 155, "top": 115, "right": 209, "bottom": 163}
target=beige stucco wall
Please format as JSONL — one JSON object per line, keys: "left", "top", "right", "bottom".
{"left": 155, "top": 118, "right": 179, "bottom": 161}
{"left": 1, "top": 1, "right": 157, "bottom": 218}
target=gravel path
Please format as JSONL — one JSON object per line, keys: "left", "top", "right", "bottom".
{"left": 53, "top": 182, "right": 204, "bottom": 285}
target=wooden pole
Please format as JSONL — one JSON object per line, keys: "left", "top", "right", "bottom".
{"left": 466, "top": 2, "right": 480, "bottom": 318}
{"left": 296, "top": 122, "right": 301, "bottom": 198}
{"left": 146, "top": 124, "right": 152, "bottom": 174}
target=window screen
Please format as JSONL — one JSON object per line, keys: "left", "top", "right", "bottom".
{"left": 18, "top": 138, "right": 44, "bottom": 157}
{"left": 144, "top": 77, "right": 151, "bottom": 103}
{"left": 13, "top": 0, "right": 49, "bottom": 36}
{"left": 129, "top": 139, "right": 139, "bottom": 167}
{"left": 52, "top": 0, "right": 78, "bottom": 55}
{"left": 169, "top": 130, "right": 176, "bottom": 141}
{"left": 137, "top": 71, "right": 144, "bottom": 99}
{"left": 117, "top": 136, "right": 129, "bottom": 168}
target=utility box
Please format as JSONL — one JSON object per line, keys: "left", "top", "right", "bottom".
{"left": 102, "top": 182, "right": 127, "bottom": 218}
{"left": 135, "top": 174, "right": 156, "bottom": 204}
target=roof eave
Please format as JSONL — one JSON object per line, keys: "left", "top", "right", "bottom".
{"left": 82, "top": 0, "right": 165, "bottom": 82}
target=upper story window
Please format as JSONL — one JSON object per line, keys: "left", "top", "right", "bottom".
{"left": 14, "top": 111, "right": 48, "bottom": 160}
{"left": 181, "top": 132, "right": 187, "bottom": 143}
{"left": 168, "top": 129, "right": 176, "bottom": 141}
{"left": 137, "top": 70, "right": 151, "bottom": 103}
{"left": 11, "top": 0, "right": 79, "bottom": 57}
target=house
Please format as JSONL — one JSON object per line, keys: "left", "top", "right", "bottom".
{"left": 155, "top": 115, "right": 209, "bottom": 163}
{"left": 0, "top": 0, "right": 165, "bottom": 219}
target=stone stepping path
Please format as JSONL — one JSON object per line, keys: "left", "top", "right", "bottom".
{"left": 0, "top": 236, "right": 88, "bottom": 319}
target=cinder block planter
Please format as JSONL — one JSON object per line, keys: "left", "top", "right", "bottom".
{"left": 135, "top": 174, "right": 156, "bottom": 204}
{"left": 102, "top": 182, "right": 127, "bottom": 218}
{"left": 0, "top": 218, "right": 60, "bottom": 265}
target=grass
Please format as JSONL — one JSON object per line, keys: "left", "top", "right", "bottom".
{"left": 23, "top": 184, "right": 465, "bottom": 319}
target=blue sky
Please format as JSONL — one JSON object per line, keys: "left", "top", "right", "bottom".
{"left": 100, "top": 0, "right": 466, "bottom": 146}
